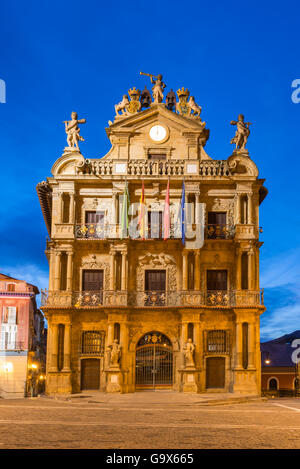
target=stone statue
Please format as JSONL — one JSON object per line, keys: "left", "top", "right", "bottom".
{"left": 166, "top": 89, "right": 176, "bottom": 111}
{"left": 115, "top": 95, "right": 130, "bottom": 116}
{"left": 140, "top": 72, "right": 166, "bottom": 104}
{"left": 188, "top": 96, "right": 202, "bottom": 118}
{"left": 230, "top": 114, "right": 251, "bottom": 151}
{"left": 140, "top": 87, "right": 152, "bottom": 109}
{"left": 108, "top": 339, "right": 121, "bottom": 367}
{"left": 63, "top": 112, "right": 86, "bottom": 150}
{"left": 184, "top": 338, "right": 195, "bottom": 368}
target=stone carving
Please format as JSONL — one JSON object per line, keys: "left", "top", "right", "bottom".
{"left": 176, "top": 87, "right": 191, "bottom": 117}
{"left": 165, "top": 89, "right": 176, "bottom": 111}
{"left": 115, "top": 95, "right": 130, "bottom": 116}
{"left": 140, "top": 72, "right": 166, "bottom": 104}
{"left": 184, "top": 339, "right": 195, "bottom": 368}
{"left": 187, "top": 96, "right": 202, "bottom": 117}
{"left": 108, "top": 339, "right": 121, "bottom": 367}
{"left": 115, "top": 88, "right": 141, "bottom": 117}
{"left": 63, "top": 112, "right": 86, "bottom": 150}
{"left": 230, "top": 114, "right": 251, "bottom": 151}
{"left": 136, "top": 253, "right": 177, "bottom": 292}
{"left": 81, "top": 255, "right": 110, "bottom": 290}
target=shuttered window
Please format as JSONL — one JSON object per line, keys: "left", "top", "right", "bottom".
{"left": 206, "top": 270, "right": 227, "bottom": 291}
{"left": 82, "top": 270, "right": 103, "bottom": 291}
{"left": 145, "top": 270, "right": 166, "bottom": 291}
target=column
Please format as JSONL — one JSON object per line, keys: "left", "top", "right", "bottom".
{"left": 54, "top": 252, "right": 61, "bottom": 291}
{"left": 107, "top": 323, "right": 114, "bottom": 346}
{"left": 69, "top": 193, "right": 75, "bottom": 224}
{"left": 182, "top": 251, "right": 188, "bottom": 291}
{"left": 121, "top": 252, "right": 127, "bottom": 291}
{"left": 236, "top": 194, "right": 241, "bottom": 224}
{"left": 248, "top": 323, "right": 255, "bottom": 369}
{"left": 235, "top": 321, "right": 243, "bottom": 369}
{"left": 194, "top": 251, "right": 201, "bottom": 290}
{"left": 49, "top": 250, "right": 55, "bottom": 291}
{"left": 195, "top": 192, "right": 200, "bottom": 224}
{"left": 110, "top": 251, "right": 116, "bottom": 291}
{"left": 248, "top": 250, "right": 255, "bottom": 291}
{"left": 66, "top": 252, "right": 73, "bottom": 291}
{"left": 50, "top": 324, "right": 58, "bottom": 371}
{"left": 63, "top": 324, "right": 71, "bottom": 371}
{"left": 247, "top": 193, "right": 253, "bottom": 224}
{"left": 181, "top": 322, "right": 187, "bottom": 368}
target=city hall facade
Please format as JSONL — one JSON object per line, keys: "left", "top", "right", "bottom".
{"left": 37, "top": 75, "right": 267, "bottom": 395}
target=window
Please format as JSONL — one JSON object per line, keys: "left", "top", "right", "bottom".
{"left": 269, "top": 378, "right": 278, "bottom": 391}
{"left": 7, "top": 284, "right": 15, "bottom": 292}
{"left": 145, "top": 270, "right": 166, "bottom": 291}
{"left": 242, "top": 322, "right": 248, "bottom": 369}
{"left": 148, "top": 211, "right": 163, "bottom": 239}
{"left": 207, "top": 212, "right": 227, "bottom": 239}
{"left": 57, "top": 324, "right": 65, "bottom": 371}
{"left": 114, "top": 323, "right": 120, "bottom": 342}
{"left": 188, "top": 253, "right": 195, "bottom": 290}
{"left": 241, "top": 253, "right": 248, "bottom": 290}
{"left": 206, "top": 330, "right": 228, "bottom": 353}
{"left": 81, "top": 331, "right": 105, "bottom": 356}
{"left": 62, "top": 193, "right": 70, "bottom": 223}
{"left": 148, "top": 154, "right": 166, "bottom": 160}
{"left": 85, "top": 211, "right": 105, "bottom": 224}
{"left": 207, "top": 270, "right": 227, "bottom": 291}
{"left": 3, "top": 307, "right": 17, "bottom": 324}
{"left": 60, "top": 252, "right": 67, "bottom": 291}
{"left": 82, "top": 270, "right": 103, "bottom": 291}
{"left": 187, "top": 323, "right": 194, "bottom": 341}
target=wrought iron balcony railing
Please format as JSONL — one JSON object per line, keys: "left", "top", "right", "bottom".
{"left": 205, "top": 224, "right": 235, "bottom": 240}
{"left": 75, "top": 223, "right": 182, "bottom": 240}
{"left": 41, "top": 289, "right": 264, "bottom": 308}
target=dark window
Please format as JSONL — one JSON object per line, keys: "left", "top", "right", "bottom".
{"left": 85, "top": 211, "right": 105, "bottom": 224}
{"left": 145, "top": 270, "right": 166, "bottom": 291}
{"left": 7, "top": 284, "right": 15, "bottom": 292}
{"left": 82, "top": 270, "right": 103, "bottom": 291}
{"left": 62, "top": 193, "right": 70, "bottom": 223}
{"left": 188, "top": 253, "right": 195, "bottom": 290}
{"left": 188, "top": 323, "right": 194, "bottom": 341}
{"left": 60, "top": 252, "right": 67, "bottom": 291}
{"left": 148, "top": 211, "right": 163, "bottom": 239}
{"left": 57, "top": 324, "right": 65, "bottom": 371}
{"left": 115, "top": 253, "right": 122, "bottom": 290}
{"left": 208, "top": 212, "right": 226, "bottom": 225}
{"left": 114, "top": 323, "right": 120, "bottom": 342}
{"left": 242, "top": 322, "right": 248, "bottom": 370}
{"left": 241, "top": 253, "right": 248, "bottom": 290}
{"left": 148, "top": 154, "right": 166, "bottom": 160}
{"left": 269, "top": 378, "right": 278, "bottom": 390}
{"left": 207, "top": 270, "right": 227, "bottom": 291}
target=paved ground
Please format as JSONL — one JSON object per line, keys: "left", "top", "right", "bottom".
{"left": 0, "top": 392, "right": 300, "bottom": 449}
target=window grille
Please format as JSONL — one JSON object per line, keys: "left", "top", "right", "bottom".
{"left": 206, "top": 330, "right": 229, "bottom": 354}
{"left": 81, "top": 331, "right": 105, "bottom": 356}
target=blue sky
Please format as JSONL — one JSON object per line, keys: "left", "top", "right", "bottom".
{"left": 0, "top": 1, "right": 299, "bottom": 340}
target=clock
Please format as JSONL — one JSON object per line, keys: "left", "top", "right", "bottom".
{"left": 149, "top": 125, "right": 168, "bottom": 143}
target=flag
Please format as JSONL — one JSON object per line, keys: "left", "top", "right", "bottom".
{"left": 181, "top": 180, "right": 185, "bottom": 245}
{"left": 163, "top": 179, "right": 170, "bottom": 240}
{"left": 138, "top": 180, "right": 146, "bottom": 239}
{"left": 121, "top": 180, "right": 130, "bottom": 239}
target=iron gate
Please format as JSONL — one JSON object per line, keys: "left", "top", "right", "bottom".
{"left": 135, "top": 332, "right": 173, "bottom": 389}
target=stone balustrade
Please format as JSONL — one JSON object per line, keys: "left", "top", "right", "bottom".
{"left": 41, "top": 289, "right": 264, "bottom": 308}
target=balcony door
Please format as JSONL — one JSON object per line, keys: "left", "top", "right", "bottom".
{"left": 145, "top": 270, "right": 166, "bottom": 306}
{"left": 148, "top": 211, "right": 163, "bottom": 239}
{"left": 85, "top": 211, "right": 105, "bottom": 224}
{"left": 79, "top": 270, "right": 104, "bottom": 306}
{"left": 207, "top": 270, "right": 227, "bottom": 291}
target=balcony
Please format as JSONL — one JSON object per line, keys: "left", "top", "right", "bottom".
{"left": 75, "top": 223, "right": 182, "bottom": 240}
{"left": 205, "top": 224, "right": 235, "bottom": 240}
{"left": 41, "top": 289, "right": 264, "bottom": 308}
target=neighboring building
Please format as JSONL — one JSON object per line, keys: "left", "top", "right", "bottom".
{"left": 261, "top": 331, "right": 300, "bottom": 396}
{"left": 37, "top": 76, "right": 267, "bottom": 395}
{"left": 0, "top": 273, "right": 45, "bottom": 398}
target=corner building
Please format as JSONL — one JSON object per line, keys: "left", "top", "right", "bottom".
{"left": 37, "top": 81, "right": 267, "bottom": 395}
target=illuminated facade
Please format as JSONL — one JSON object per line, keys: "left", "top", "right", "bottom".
{"left": 38, "top": 76, "right": 267, "bottom": 395}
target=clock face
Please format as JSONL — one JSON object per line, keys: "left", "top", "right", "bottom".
{"left": 149, "top": 125, "right": 167, "bottom": 142}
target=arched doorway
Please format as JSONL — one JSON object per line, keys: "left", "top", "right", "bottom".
{"left": 135, "top": 331, "right": 173, "bottom": 390}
